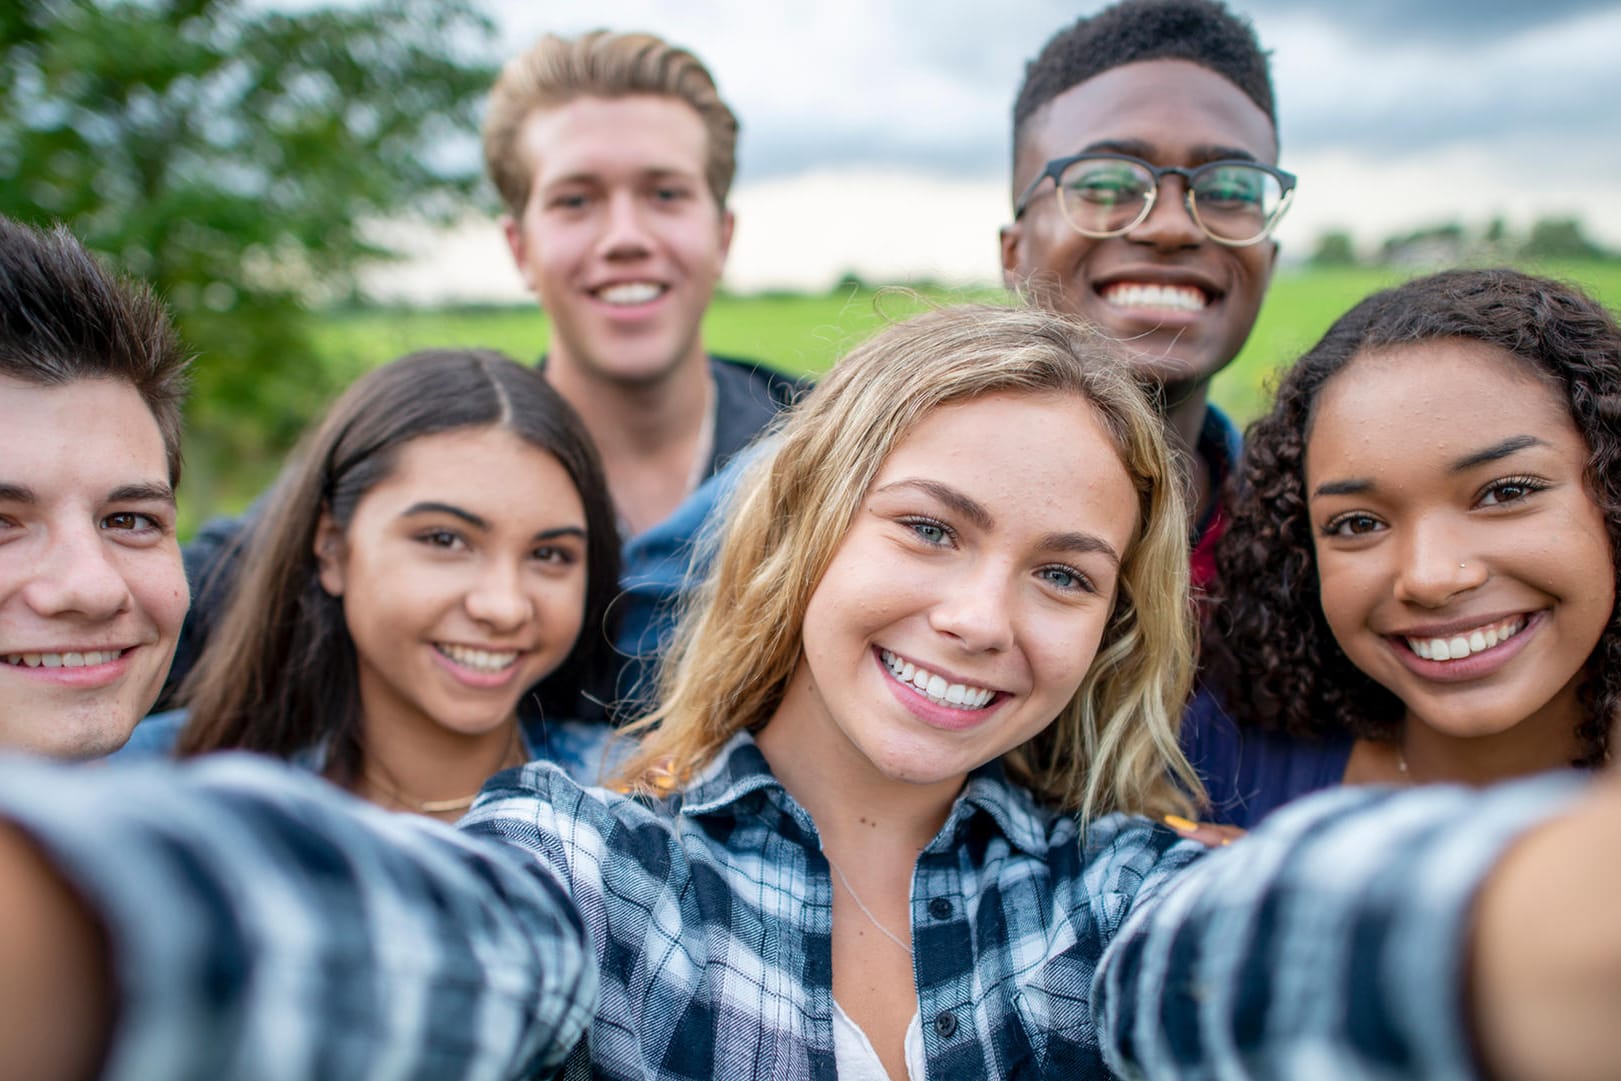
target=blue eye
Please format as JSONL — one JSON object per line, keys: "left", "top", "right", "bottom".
{"left": 1037, "top": 565, "right": 1094, "bottom": 594}
{"left": 909, "top": 520, "right": 948, "bottom": 544}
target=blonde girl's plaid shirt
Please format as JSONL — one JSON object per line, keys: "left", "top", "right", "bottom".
{"left": 0, "top": 736, "right": 1582, "bottom": 1081}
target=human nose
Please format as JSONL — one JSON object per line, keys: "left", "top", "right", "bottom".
{"left": 1124, "top": 173, "right": 1203, "bottom": 250}
{"left": 1393, "top": 517, "right": 1488, "bottom": 607}
{"left": 21, "top": 525, "right": 132, "bottom": 621}
{"left": 597, "top": 190, "right": 654, "bottom": 258}
{"left": 463, "top": 560, "right": 534, "bottom": 633}
{"left": 927, "top": 559, "right": 1016, "bottom": 654}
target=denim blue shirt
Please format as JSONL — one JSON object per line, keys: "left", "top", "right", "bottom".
{"left": 0, "top": 739, "right": 1584, "bottom": 1081}
{"left": 111, "top": 707, "right": 625, "bottom": 787}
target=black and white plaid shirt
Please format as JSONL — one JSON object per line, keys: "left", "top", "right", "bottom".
{"left": 0, "top": 737, "right": 1582, "bottom": 1081}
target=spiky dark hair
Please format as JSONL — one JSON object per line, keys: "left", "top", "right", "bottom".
{"left": 0, "top": 215, "right": 189, "bottom": 483}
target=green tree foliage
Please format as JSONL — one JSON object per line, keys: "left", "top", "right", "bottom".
{"left": 1521, "top": 217, "right": 1611, "bottom": 262}
{"left": 0, "top": 0, "right": 496, "bottom": 517}
{"left": 1308, "top": 229, "right": 1357, "bottom": 268}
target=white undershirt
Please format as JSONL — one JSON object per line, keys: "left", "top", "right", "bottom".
{"left": 832, "top": 1000, "right": 925, "bottom": 1081}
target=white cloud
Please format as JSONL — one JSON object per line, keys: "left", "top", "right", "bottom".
{"left": 364, "top": 1, "right": 1621, "bottom": 299}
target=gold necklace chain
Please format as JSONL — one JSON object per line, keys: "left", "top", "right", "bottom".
{"left": 363, "top": 724, "right": 524, "bottom": 816}
{"left": 825, "top": 852, "right": 913, "bottom": 958}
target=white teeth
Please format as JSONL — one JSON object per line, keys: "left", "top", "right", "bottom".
{"left": 1, "top": 650, "right": 122, "bottom": 669}
{"left": 1406, "top": 616, "right": 1527, "bottom": 664}
{"left": 596, "top": 282, "right": 663, "bottom": 305}
{"left": 879, "top": 649, "right": 995, "bottom": 711}
{"left": 1101, "top": 282, "right": 1208, "bottom": 312}
{"left": 436, "top": 643, "right": 519, "bottom": 673}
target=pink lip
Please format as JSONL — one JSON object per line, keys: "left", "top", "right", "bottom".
{"left": 1384, "top": 611, "right": 1544, "bottom": 684}
{"left": 0, "top": 648, "right": 134, "bottom": 690}
{"left": 429, "top": 646, "right": 527, "bottom": 691}
{"left": 872, "top": 647, "right": 1005, "bottom": 733}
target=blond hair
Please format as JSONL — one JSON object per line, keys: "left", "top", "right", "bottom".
{"left": 483, "top": 30, "right": 739, "bottom": 216}
{"left": 614, "top": 303, "right": 1201, "bottom": 821}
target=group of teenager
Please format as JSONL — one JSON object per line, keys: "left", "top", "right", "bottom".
{"left": 0, "top": 1, "right": 1618, "bottom": 1079}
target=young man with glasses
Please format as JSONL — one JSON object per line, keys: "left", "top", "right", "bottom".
{"left": 1000, "top": 0, "right": 1287, "bottom": 592}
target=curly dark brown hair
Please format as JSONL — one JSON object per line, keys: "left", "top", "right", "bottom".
{"left": 1209, "top": 267, "right": 1621, "bottom": 767}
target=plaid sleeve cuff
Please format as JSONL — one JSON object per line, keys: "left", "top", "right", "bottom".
{"left": 0, "top": 752, "right": 596, "bottom": 1081}
{"left": 1098, "top": 774, "right": 1588, "bottom": 1081}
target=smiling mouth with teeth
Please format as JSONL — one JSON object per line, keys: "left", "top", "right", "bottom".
{"left": 1, "top": 649, "right": 126, "bottom": 669}
{"left": 435, "top": 643, "right": 520, "bottom": 674}
{"left": 879, "top": 648, "right": 997, "bottom": 710}
{"left": 1403, "top": 616, "right": 1528, "bottom": 662}
{"left": 1099, "top": 282, "right": 1209, "bottom": 312}
{"left": 595, "top": 282, "right": 665, "bottom": 306}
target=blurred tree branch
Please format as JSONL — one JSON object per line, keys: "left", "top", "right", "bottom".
{"left": 0, "top": 0, "right": 497, "bottom": 521}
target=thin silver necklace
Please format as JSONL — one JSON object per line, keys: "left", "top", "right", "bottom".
{"left": 825, "top": 852, "right": 913, "bottom": 958}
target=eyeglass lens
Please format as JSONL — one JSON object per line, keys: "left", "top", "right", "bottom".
{"left": 1055, "top": 158, "right": 1285, "bottom": 243}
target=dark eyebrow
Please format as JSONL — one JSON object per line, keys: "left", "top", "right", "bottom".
{"left": 1312, "top": 478, "right": 1371, "bottom": 499}
{"left": 1450, "top": 435, "right": 1546, "bottom": 472}
{"left": 1080, "top": 139, "right": 1260, "bottom": 165}
{"left": 873, "top": 479, "right": 993, "bottom": 531}
{"left": 401, "top": 501, "right": 489, "bottom": 531}
{"left": 403, "top": 502, "right": 587, "bottom": 542}
{"left": 0, "top": 482, "right": 174, "bottom": 505}
{"left": 875, "top": 479, "right": 1120, "bottom": 565}
{"left": 1039, "top": 531, "right": 1122, "bottom": 568}
{"left": 1312, "top": 435, "right": 1549, "bottom": 500}
{"left": 109, "top": 483, "right": 176, "bottom": 505}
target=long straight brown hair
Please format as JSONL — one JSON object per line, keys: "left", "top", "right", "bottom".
{"left": 176, "top": 349, "right": 620, "bottom": 783}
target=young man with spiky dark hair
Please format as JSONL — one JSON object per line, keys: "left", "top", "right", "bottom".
{"left": 1001, "top": 0, "right": 1291, "bottom": 592}
{"left": 0, "top": 215, "right": 191, "bottom": 757}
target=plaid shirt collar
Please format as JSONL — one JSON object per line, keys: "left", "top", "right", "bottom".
{"left": 677, "top": 730, "right": 1051, "bottom": 858}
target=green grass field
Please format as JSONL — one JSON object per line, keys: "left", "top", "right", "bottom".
{"left": 314, "top": 259, "right": 1621, "bottom": 430}
{"left": 177, "top": 259, "right": 1621, "bottom": 534}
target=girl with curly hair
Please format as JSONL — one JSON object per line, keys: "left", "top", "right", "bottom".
{"left": 1189, "top": 268, "right": 1621, "bottom": 828}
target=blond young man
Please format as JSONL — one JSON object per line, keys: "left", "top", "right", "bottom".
{"left": 485, "top": 31, "right": 798, "bottom": 538}
{"left": 166, "top": 32, "right": 799, "bottom": 718}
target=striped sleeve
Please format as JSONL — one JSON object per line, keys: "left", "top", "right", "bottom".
{"left": 1097, "top": 775, "right": 1587, "bottom": 1080}
{"left": 0, "top": 753, "right": 597, "bottom": 1081}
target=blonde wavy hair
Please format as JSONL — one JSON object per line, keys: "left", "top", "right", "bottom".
{"left": 483, "top": 29, "right": 739, "bottom": 216}
{"left": 614, "top": 303, "right": 1201, "bottom": 821}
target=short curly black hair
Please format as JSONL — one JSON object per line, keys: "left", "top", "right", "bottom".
{"left": 1210, "top": 268, "right": 1621, "bottom": 767}
{"left": 1013, "top": 0, "right": 1275, "bottom": 152}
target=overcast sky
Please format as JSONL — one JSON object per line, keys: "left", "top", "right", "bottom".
{"left": 370, "top": 0, "right": 1621, "bottom": 300}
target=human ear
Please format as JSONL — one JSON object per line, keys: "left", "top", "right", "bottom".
{"left": 501, "top": 215, "right": 537, "bottom": 294}
{"left": 717, "top": 207, "right": 735, "bottom": 262}
{"left": 999, "top": 223, "right": 1024, "bottom": 292}
{"left": 313, "top": 511, "right": 347, "bottom": 597}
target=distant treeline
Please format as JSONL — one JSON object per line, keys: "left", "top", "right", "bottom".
{"left": 1310, "top": 216, "right": 1615, "bottom": 268}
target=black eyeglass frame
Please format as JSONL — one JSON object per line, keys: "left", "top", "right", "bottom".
{"left": 1013, "top": 151, "right": 1298, "bottom": 248}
